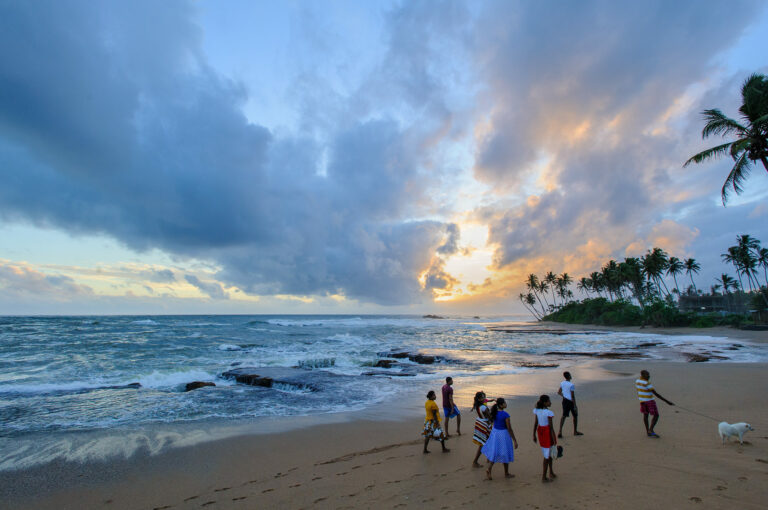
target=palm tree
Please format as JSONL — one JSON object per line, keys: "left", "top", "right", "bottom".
{"left": 684, "top": 73, "right": 768, "bottom": 204}
{"left": 666, "top": 256, "right": 684, "bottom": 296}
{"left": 526, "top": 274, "right": 546, "bottom": 316}
{"left": 544, "top": 272, "right": 558, "bottom": 306}
{"left": 519, "top": 292, "right": 541, "bottom": 320}
{"left": 758, "top": 247, "right": 768, "bottom": 287}
{"left": 717, "top": 273, "right": 738, "bottom": 312}
{"left": 684, "top": 258, "right": 701, "bottom": 295}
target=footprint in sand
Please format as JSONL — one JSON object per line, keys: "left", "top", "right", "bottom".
{"left": 262, "top": 488, "right": 275, "bottom": 494}
{"left": 183, "top": 496, "right": 199, "bottom": 502}
{"left": 365, "top": 484, "right": 375, "bottom": 491}
{"left": 152, "top": 506, "right": 172, "bottom": 510}
{"left": 312, "top": 476, "right": 323, "bottom": 481}
{"left": 738, "top": 477, "right": 748, "bottom": 481}
{"left": 314, "top": 497, "right": 327, "bottom": 504}
{"left": 351, "top": 465, "right": 363, "bottom": 470}
{"left": 214, "top": 487, "right": 230, "bottom": 492}
{"left": 201, "top": 502, "right": 216, "bottom": 507}
{"left": 290, "top": 483, "right": 302, "bottom": 488}
{"left": 336, "top": 471, "right": 349, "bottom": 476}
{"left": 690, "top": 496, "right": 702, "bottom": 503}
{"left": 756, "top": 458, "right": 768, "bottom": 464}
{"left": 713, "top": 486, "right": 727, "bottom": 491}
{"left": 232, "top": 496, "right": 247, "bottom": 501}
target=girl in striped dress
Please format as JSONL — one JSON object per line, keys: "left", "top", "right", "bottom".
{"left": 533, "top": 394, "right": 557, "bottom": 482}
{"left": 481, "top": 397, "right": 518, "bottom": 480}
{"left": 471, "top": 391, "right": 493, "bottom": 467}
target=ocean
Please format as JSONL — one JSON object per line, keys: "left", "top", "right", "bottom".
{"left": 0, "top": 314, "right": 763, "bottom": 470}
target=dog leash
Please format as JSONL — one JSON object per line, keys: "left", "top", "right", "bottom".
{"left": 672, "top": 404, "right": 720, "bottom": 423}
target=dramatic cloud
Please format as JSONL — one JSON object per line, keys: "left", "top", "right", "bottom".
{"left": 0, "top": 0, "right": 465, "bottom": 306}
{"left": 0, "top": 0, "right": 766, "bottom": 313}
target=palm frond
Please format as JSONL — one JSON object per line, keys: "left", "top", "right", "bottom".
{"left": 721, "top": 153, "right": 752, "bottom": 205}
{"left": 700, "top": 109, "right": 746, "bottom": 138}
{"left": 683, "top": 142, "right": 733, "bottom": 167}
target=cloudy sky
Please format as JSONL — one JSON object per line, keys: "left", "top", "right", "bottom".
{"left": 1, "top": 0, "right": 767, "bottom": 315}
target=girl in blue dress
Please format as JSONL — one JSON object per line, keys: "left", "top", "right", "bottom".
{"left": 481, "top": 397, "right": 518, "bottom": 480}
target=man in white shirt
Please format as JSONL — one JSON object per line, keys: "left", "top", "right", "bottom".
{"left": 557, "top": 371, "right": 583, "bottom": 438}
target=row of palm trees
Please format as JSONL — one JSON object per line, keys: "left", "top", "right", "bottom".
{"left": 519, "top": 234, "right": 768, "bottom": 320}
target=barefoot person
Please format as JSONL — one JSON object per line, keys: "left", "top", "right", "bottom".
{"left": 423, "top": 390, "right": 449, "bottom": 453}
{"left": 481, "top": 398, "right": 518, "bottom": 480}
{"left": 442, "top": 377, "right": 461, "bottom": 436}
{"left": 557, "top": 371, "right": 583, "bottom": 438}
{"left": 471, "top": 391, "right": 493, "bottom": 468}
{"left": 636, "top": 370, "right": 674, "bottom": 438}
{"left": 533, "top": 395, "right": 558, "bottom": 483}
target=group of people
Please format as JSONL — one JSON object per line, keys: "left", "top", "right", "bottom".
{"left": 423, "top": 370, "right": 674, "bottom": 482}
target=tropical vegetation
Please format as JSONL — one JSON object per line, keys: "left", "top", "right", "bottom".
{"left": 519, "top": 234, "right": 768, "bottom": 327}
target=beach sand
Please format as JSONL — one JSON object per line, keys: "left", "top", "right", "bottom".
{"left": 3, "top": 359, "right": 768, "bottom": 510}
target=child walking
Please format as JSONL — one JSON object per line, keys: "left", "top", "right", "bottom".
{"left": 471, "top": 391, "right": 493, "bottom": 468}
{"left": 481, "top": 397, "right": 518, "bottom": 480}
{"left": 533, "top": 395, "right": 557, "bottom": 483}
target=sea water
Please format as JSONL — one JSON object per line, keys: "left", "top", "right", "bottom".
{"left": 0, "top": 314, "right": 763, "bottom": 470}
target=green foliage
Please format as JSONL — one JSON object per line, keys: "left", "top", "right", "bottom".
{"left": 751, "top": 288, "right": 768, "bottom": 311}
{"left": 690, "top": 316, "right": 715, "bottom": 328}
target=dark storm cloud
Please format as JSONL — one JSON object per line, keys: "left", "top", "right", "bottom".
{"left": 0, "top": 0, "right": 461, "bottom": 305}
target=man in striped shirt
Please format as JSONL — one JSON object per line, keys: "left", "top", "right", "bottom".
{"left": 636, "top": 370, "right": 674, "bottom": 438}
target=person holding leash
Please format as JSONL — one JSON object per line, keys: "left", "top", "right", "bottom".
{"left": 636, "top": 369, "right": 674, "bottom": 438}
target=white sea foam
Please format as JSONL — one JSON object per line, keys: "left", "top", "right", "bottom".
{"left": 137, "top": 369, "right": 223, "bottom": 389}
{"left": 130, "top": 319, "right": 158, "bottom": 325}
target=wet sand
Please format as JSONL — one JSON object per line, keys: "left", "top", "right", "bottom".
{"left": 2, "top": 360, "right": 767, "bottom": 509}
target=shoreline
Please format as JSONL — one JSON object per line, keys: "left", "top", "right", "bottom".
{"left": 3, "top": 360, "right": 768, "bottom": 509}
{"left": 538, "top": 320, "right": 768, "bottom": 343}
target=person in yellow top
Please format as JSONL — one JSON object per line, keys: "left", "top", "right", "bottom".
{"left": 423, "top": 390, "right": 450, "bottom": 453}
{"left": 635, "top": 370, "right": 674, "bottom": 438}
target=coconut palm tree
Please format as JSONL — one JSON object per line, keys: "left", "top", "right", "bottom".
{"left": 666, "top": 256, "right": 684, "bottom": 296}
{"left": 519, "top": 292, "right": 541, "bottom": 320}
{"left": 526, "top": 274, "right": 546, "bottom": 316}
{"left": 544, "top": 271, "right": 558, "bottom": 306}
{"left": 684, "top": 258, "right": 701, "bottom": 295}
{"left": 684, "top": 73, "right": 768, "bottom": 204}
{"left": 758, "top": 247, "right": 768, "bottom": 287}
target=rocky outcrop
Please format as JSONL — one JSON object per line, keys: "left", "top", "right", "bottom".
{"left": 185, "top": 381, "right": 216, "bottom": 392}
{"left": 221, "top": 367, "right": 321, "bottom": 392}
{"left": 422, "top": 314, "right": 445, "bottom": 319}
{"left": 377, "top": 351, "right": 442, "bottom": 364}
{"left": 544, "top": 351, "right": 645, "bottom": 359}
{"left": 683, "top": 352, "right": 729, "bottom": 362}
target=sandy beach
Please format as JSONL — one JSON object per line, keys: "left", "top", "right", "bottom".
{"left": 3, "top": 356, "right": 768, "bottom": 510}
{"left": 537, "top": 321, "right": 768, "bottom": 343}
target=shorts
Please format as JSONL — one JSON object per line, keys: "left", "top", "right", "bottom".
{"left": 562, "top": 398, "right": 577, "bottom": 417}
{"left": 444, "top": 405, "right": 460, "bottom": 419}
{"left": 640, "top": 400, "right": 659, "bottom": 416}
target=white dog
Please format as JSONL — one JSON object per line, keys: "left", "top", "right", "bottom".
{"left": 718, "top": 421, "right": 754, "bottom": 445}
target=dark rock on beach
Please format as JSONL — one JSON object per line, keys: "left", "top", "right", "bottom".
{"left": 103, "top": 382, "right": 142, "bottom": 390}
{"left": 635, "top": 342, "right": 664, "bottom": 348}
{"left": 221, "top": 367, "right": 330, "bottom": 392}
{"left": 374, "top": 359, "right": 397, "bottom": 368}
{"left": 185, "top": 381, "right": 216, "bottom": 392}
{"left": 377, "top": 351, "right": 442, "bottom": 364}
{"left": 544, "top": 351, "right": 645, "bottom": 359}
{"left": 683, "top": 352, "right": 729, "bottom": 363}
{"left": 518, "top": 362, "right": 560, "bottom": 368}
{"left": 422, "top": 314, "right": 445, "bottom": 319}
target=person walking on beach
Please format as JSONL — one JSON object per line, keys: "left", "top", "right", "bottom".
{"left": 557, "top": 371, "right": 583, "bottom": 438}
{"left": 442, "top": 377, "right": 461, "bottom": 436}
{"left": 423, "top": 390, "right": 450, "bottom": 453}
{"left": 636, "top": 369, "right": 674, "bottom": 438}
{"left": 471, "top": 391, "right": 494, "bottom": 468}
{"left": 481, "top": 397, "right": 518, "bottom": 480}
{"left": 533, "top": 394, "right": 558, "bottom": 483}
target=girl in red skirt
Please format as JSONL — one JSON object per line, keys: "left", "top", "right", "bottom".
{"left": 532, "top": 394, "right": 557, "bottom": 482}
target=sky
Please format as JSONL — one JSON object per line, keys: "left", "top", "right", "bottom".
{"left": 1, "top": 0, "right": 767, "bottom": 315}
